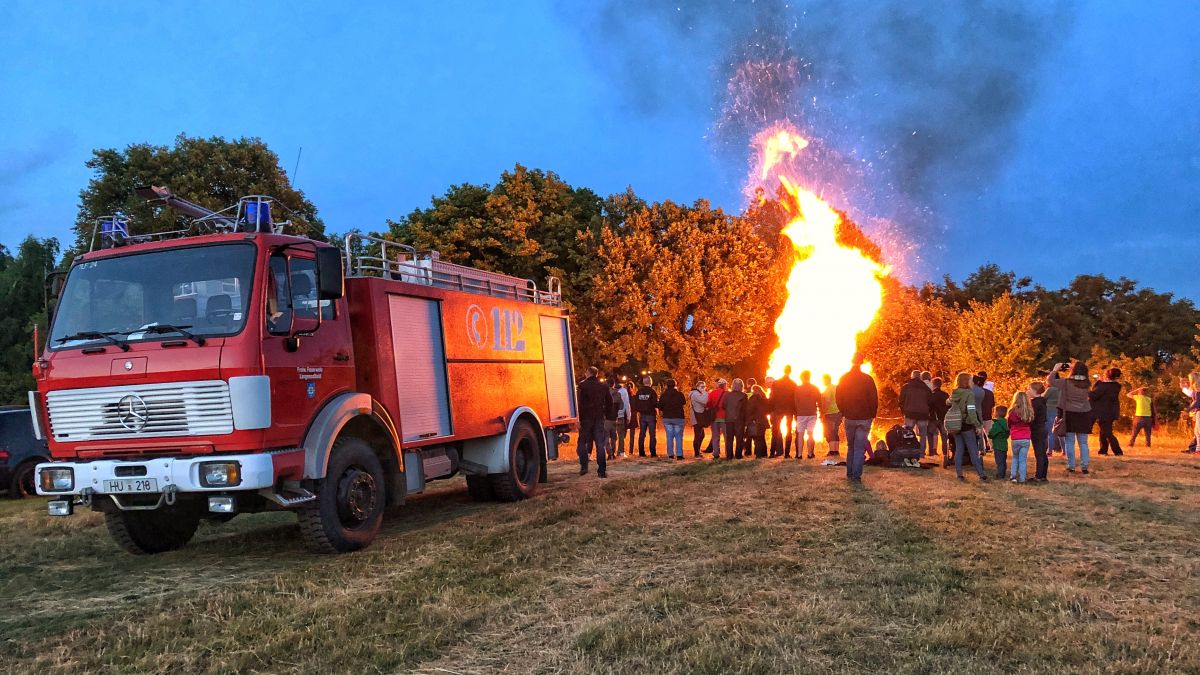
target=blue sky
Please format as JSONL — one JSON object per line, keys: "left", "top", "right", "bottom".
{"left": 0, "top": 1, "right": 1196, "bottom": 300}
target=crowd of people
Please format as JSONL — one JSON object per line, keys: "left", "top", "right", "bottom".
{"left": 574, "top": 358, "right": 1200, "bottom": 482}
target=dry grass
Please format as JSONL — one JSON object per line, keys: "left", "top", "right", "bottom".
{"left": 2, "top": 430, "right": 1199, "bottom": 674}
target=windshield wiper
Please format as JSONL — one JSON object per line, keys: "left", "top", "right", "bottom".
{"left": 136, "top": 323, "right": 206, "bottom": 346}
{"left": 55, "top": 331, "right": 130, "bottom": 351}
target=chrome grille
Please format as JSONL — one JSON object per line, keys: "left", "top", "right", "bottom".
{"left": 46, "top": 380, "right": 234, "bottom": 442}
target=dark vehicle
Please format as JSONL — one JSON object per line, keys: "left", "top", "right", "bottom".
{"left": 1, "top": 407, "right": 50, "bottom": 498}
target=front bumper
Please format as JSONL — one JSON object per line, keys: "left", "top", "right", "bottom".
{"left": 35, "top": 453, "right": 277, "bottom": 498}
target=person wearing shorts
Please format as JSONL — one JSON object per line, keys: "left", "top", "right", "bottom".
{"left": 821, "top": 373, "right": 843, "bottom": 457}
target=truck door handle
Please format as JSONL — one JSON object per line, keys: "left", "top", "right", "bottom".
{"left": 334, "top": 352, "right": 351, "bottom": 362}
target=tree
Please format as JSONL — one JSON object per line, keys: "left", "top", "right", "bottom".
{"left": 0, "top": 237, "right": 60, "bottom": 404}
{"left": 951, "top": 293, "right": 1043, "bottom": 402}
{"left": 576, "top": 199, "right": 776, "bottom": 386}
{"left": 861, "top": 281, "right": 960, "bottom": 411}
{"left": 75, "top": 134, "right": 323, "bottom": 252}
{"left": 921, "top": 263, "right": 1032, "bottom": 308}
{"left": 387, "top": 165, "right": 605, "bottom": 301}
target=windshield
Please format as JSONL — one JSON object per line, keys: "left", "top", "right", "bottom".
{"left": 50, "top": 243, "right": 257, "bottom": 349}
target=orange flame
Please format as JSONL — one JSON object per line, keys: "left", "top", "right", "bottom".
{"left": 752, "top": 123, "right": 887, "bottom": 383}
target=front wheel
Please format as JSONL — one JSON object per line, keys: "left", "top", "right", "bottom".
{"left": 490, "top": 420, "right": 542, "bottom": 501}
{"left": 104, "top": 507, "right": 201, "bottom": 555}
{"left": 7, "top": 460, "right": 38, "bottom": 499}
{"left": 299, "top": 437, "right": 386, "bottom": 553}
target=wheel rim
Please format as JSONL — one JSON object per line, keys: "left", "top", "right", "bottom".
{"left": 336, "top": 467, "right": 378, "bottom": 528}
{"left": 18, "top": 467, "right": 36, "bottom": 497}
{"left": 514, "top": 436, "right": 537, "bottom": 487}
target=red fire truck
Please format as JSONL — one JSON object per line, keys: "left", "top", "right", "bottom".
{"left": 31, "top": 188, "right": 578, "bottom": 553}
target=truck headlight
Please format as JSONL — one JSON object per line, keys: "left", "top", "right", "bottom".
{"left": 199, "top": 461, "right": 242, "bottom": 488}
{"left": 39, "top": 467, "right": 74, "bottom": 492}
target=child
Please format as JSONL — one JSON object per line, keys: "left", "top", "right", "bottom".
{"left": 1008, "top": 392, "right": 1035, "bottom": 483}
{"left": 1028, "top": 382, "right": 1049, "bottom": 482}
{"left": 989, "top": 404, "right": 1011, "bottom": 479}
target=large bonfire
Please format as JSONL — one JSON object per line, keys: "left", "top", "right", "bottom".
{"left": 751, "top": 122, "right": 888, "bottom": 382}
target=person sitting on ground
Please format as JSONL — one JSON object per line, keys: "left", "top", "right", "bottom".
{"left": 1126, "top": 386, "right": 1155, "bottom": 448}
{"left": 989, "top": 404, "right": 1011, "bottom": 479}
{"left": 884, "top": 423, "right": 923, "bottom": 468}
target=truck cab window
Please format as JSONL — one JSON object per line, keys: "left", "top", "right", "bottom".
{"left": 267, "top": 255, "right": 333, "bottom": 335}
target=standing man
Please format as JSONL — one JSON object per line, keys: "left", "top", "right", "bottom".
{"left": 836, "top": 354, "right": 878, "bottom": 483}
{"left": 820, "top": 373, "right": 842, "bottom": 457}
{"left": 771, "top": 366, "right": 798, "bottom": 458}
{"left": 899, "top": 369, "right": 934, "bottom": 456}
{"left": 1045, "top": 364, "right": 1066, "bottom": 455}
{"left": 706, "top": 378, "right": 729, "bottom": 458}
{"left": 658, "top": 379, "right": 688, "bottom": 460}
{"left": 609, "top": 379, "right": 630, "bottom": 458}
{"left": 794, "top": 370, "right": 822, "bottom": 459}
{"left": 576, "top": 367, "right": 612, "bottom": 478}
{"left": 724, "top": 378, "right": 749, "bottom": 459}
{"left": 929, "top": 377, "right": 950, "bottom": 457}
{"left": 635, "top": 376, "right": 659, "bottom": 457}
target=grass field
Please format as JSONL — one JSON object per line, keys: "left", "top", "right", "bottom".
{"left": 2, "top": 430, "right": 1199, "bottom": 674}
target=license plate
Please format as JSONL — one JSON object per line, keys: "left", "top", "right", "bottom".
{"left": 103, "top": 478, "right": 159, "bottom": 494}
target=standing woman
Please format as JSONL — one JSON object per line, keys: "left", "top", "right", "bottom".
{"left": 1050, "top": 361, "right": 1094, "bottom": 474}
{"left": 1008, "top": 391, "right": 1035, "bottom": 483}
{"left": 1090, "top": 368, "right": 1124, "bottom": 456}
{"left": 688, "top": 380, "right": 709, "bottom": 459}
{"left": 948, "top": 372, "right": 988, "bottom": 481}
{"left": 746, "top": 384, "right": 771, "bottom": 458}
{"left": 1188, "top": 373, "right": 1200, "bottom": 452}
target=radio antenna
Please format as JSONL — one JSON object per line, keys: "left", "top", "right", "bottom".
{"left": 292, "top": 147, "right": 303, "bottom": 185}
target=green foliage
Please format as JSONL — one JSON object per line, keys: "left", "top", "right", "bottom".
{"left": 75, "top": 134, "right": 323, "bottom": 251}
{"left": 950, "top": 292, "right": 1043, "bottom": 402}
{"left": 386, "top": 165, "right": 605, "bottom": 303}
{"left": 0, "top": 237, "right": 59, "bottom": 404}
{"left": 862, "top": 281, "right": 959, "bottom": 406}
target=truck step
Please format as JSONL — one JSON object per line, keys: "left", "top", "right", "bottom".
{"left": 264, "top": 487, "right": 317, "bottom": 508}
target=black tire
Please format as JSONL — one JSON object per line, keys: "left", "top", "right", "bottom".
{"left": 490, "top": 420, "right": 542, "bottom": 502}
{"left": 104, "top": 507, "right": 201, "bottom": 555}
{"left": 465, "top": 474, "right": 495, "bottom": 501}
{"left": 7, "top": 460, "right": 38, "bottom": 499}
{"left": 299, "top": 437, "right": 386, "bottom": 554}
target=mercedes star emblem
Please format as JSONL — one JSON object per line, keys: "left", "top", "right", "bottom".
{"left": 116, "top": 394, "right": 149, "bottom": 431}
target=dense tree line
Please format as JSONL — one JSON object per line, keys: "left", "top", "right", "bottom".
{"left": 1, "top": 138, "right": 1196, "bottom": 425}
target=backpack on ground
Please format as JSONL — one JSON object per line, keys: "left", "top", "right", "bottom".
{"left": 885, "top": 424, "right": 920, "bottom": 453}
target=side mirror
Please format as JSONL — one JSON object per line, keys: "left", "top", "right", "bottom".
{"left": 316, "top": 247, "right": 344, "bottom": 300}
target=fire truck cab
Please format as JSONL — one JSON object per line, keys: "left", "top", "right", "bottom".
{"left": 31, "top": 190, "right": 577, "bottom": 554}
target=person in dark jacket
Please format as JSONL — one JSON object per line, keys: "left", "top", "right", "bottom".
{"left": 745, "top": 384, "right": 771, "bottom": 458}
{"left": 576, "top": 367, "right": 613, "bottom": 478}
{"left": 634, "top": 377, "right": 659, "bottom": 457}
{"left": 973, "top": 373, "right": 996, "bottom": 452}
{"left": 624, "top": 382, "right": 638, "bottom": 451}
{"left": 658, "top": 379, "right": 687, "bottom": 460}
{"left": 770, "top": 366, "right": 798, "bottom": 458}
{"left": 929, "top": 377, "right": 950, "bottom": 457}
{"left": 724, "top": 378, "right": 749, "bottom": 459}
{"left": 836, "top": 354, "right": 878, "bottom": 482}
{"left": 899, "top": 370, "right": 934, "bottom": 456}
{"left": 604, "top": 380, "right": 620, "bottom": 460}
{"left": 1028, "top": 381, "right": 1050, "bottom": 482}
{"left": 1091, "top": 368, "right": 1124, "bottom": 456}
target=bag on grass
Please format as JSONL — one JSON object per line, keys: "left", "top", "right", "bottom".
{"left": 885, "top": 424, "right": 920, "bottom": 452}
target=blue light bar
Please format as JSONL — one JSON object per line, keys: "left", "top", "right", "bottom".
{"left": 244, "top": 201, "right": 272, "bottom": 232}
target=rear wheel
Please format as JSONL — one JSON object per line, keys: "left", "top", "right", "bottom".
{"left": 490, "top": 420, "right": 542, "bottom": 501}
{"left": 7, "top": 460, "right": 38, "bottom": 499}
{"left": 299, "top": 437, "right": 386, "bottom": 553}
{"left": 104, "top": 507, "right": 201, "bottom": 555}
{"left": 465, "top": 474, "right": 495, "bottom": 501}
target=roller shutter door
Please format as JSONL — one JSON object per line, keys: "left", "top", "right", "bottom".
{"left": 389, "top": 295, "right": 452, "bottom": 441}
{"left": 540, "top": 315, "right": 576, "bottom": 422}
